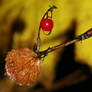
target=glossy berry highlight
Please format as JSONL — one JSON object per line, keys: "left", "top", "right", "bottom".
{"left": 40, "top": 18, "right": 53, "bottom": 31}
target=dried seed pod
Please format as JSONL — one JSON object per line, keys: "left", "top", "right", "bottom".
{"left": 5, "top": 48, "right": 40, "bottom": 86}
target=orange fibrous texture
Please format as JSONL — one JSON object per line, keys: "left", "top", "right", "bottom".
{"left": 5, "top": 48, "right": 40, "bottom": 86}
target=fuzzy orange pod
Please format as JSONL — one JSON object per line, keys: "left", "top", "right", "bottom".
{"left": 5, "top": 48, "right": 40, "bottom": 86}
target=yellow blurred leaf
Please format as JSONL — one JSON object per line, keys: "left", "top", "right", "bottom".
{"left": 1, "top": 0, "right": 92, "bottom": 90}
{"left": 75, "top": 0, "right": 92, "bottom": 67}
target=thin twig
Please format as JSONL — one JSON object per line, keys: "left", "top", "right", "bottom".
{"left": 38, "top": 28, "right": 92, "bottom": 57}
{"left": 36, "top": 5, "right": 57, "bottom": 53}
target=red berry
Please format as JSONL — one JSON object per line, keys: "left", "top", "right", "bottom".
{"left": 40, "top": 18, "right": 53, "bottom": 31}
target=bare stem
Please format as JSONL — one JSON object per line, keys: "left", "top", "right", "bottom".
{"left": 38, "top": 28, "right": 92, "bottom": 57}
{"left": 36, "top": 5, "right": 57, "bottom": 53}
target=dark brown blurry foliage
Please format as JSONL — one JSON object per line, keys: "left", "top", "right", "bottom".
{"left": 5, "top": 48, "right": 40, "bottom": 86}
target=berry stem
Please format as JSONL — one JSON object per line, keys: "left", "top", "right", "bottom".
{"left": 38, "top": 28, "right": 92, "bottom": 57}
{"left": 36, "top": 5, "right": 57, "bottom": 53}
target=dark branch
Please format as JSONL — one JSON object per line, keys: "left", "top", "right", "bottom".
{"left": 38, "top": 28, "right": 92, "bottom": 57}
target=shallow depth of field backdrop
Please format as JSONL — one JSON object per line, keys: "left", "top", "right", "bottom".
{"left": 0, "top": 0, "right": 92, "bottom": 92}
